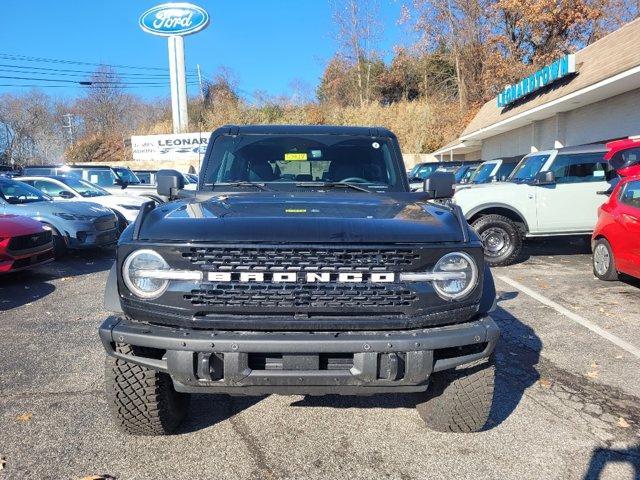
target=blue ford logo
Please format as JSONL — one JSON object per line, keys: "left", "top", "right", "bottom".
{"left": 139, "top": 3, "right": 209, "bottom": 37}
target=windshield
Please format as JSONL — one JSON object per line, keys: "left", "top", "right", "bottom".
{"left": 470, "top": 162, "right": 497, "bottom": 183}
{"left": 113, "top": 167, "right": 141, "bottom": 184}
{"left": 508, "top": 155, "right": 550, "bottom": 183}
{"left": 455, "top": 165, "right": 477, "bottom": 183}
{"left": 60, "top": 176, "right": 110, "bottom": 197}
{"left": 409, "top": 163, "right": 440, "bottom": 180}
{"left": 203, "top": 134, "right": 404, "bottom": 192}
{"left": 68, "top": 168, "right": 118, "bottom": 187}
{"left": 0, "top": 179, "right": 50, "bottom": 204}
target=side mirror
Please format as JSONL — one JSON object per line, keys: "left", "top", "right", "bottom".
{"left": 115, "top": 178, "right": 129, "bottom": 189}
{"left": 489, "top": 175, "right": 498, "bottom": 183}
{"left": 58, "top": 190, "right": 75, "bottom": 199}
{"left": 535, "top": 170, "right": 556, "bottom": 185}
{"left": 597, "top": 189, "right": 613, "bottom": 196}
{"left": 156, "top": 169, "right": 184, "bottom": 198}
{"left": 423, "top": 171, "right": 455, "bottom": 199}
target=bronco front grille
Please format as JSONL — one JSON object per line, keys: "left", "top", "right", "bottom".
{"left": 182, "top": 246, "right": 421, "bottom": 272}
{"left": 8, "top": 230, "right": 52, "bottom": 251}
{"left": 184, "top": 283, "right": 418, "bottom": 311}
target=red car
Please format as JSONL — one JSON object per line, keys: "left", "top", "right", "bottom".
{"left": 592, "top": 138, "right": 640, "bottom": 281}
{"left": 0, "top": 214, "right": 54, "bottom": 274}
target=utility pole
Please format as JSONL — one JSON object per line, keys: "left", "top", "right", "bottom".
{"left": 62, "top": 113, "right": 74, "bottom": 146}
{"left": 196, "top": 64, "right": 205, "bottom": 102}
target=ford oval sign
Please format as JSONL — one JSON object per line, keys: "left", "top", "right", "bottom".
{"left": 139, "top": 3, "right": 209, "bottom": 37}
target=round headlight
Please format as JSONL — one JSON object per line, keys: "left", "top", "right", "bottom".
{"left": 432, "top": 252, "right": 478, "bottom": 300}
{"left": 122, "top": 249, "right": 170, "bottom": 299}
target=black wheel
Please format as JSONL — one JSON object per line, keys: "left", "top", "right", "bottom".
{"left": 46, "top": 224, "right": 67, "bottom": 258}
{"left": 593, "top": 238, "right": 618, "bottom": 281}
{"left": 105, "top": 344, "right": 190, "bottom": 435}
{"left": 416, "top": 356, "right": 495, "bottom": 433}
{"left": 472, "top": 215, "right": 523, "bottom": 267}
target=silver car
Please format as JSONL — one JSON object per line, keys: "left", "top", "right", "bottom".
{"left": 0, "top": 177, "right": 119, "bottom": 255}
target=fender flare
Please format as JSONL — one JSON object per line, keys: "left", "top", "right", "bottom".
{"left": 478, "top": 263, "right": 496, "bottom": 315}
{"left": 104, "top": 262, "right": 123, "bottom": 313}
{"left": 466, "top": 203, "right": 530, "bottom": 232}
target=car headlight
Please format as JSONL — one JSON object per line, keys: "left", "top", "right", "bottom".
{"left": 431, "top": 252, "right": 478, "bottom": 300}
{"left": 399, "top": 251, "right": 478, "bottom": 300}
{"left": 53, "top": 212, "right": 92, "bottom": 221}
{"left": 122, "top": 249, "right": 202, "bottom": 299}
{"left": 123, "top": 249, "right": 171, "bottom": 299}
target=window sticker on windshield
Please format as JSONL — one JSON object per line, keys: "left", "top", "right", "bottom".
{"left": 284, "top": 153, "right": 307, "bottom": 161}
{"left": 372, "top": 142, "right": 380, "bottom": 149}
{"left": 593, "top": 170, "right": 605, "bottom": 177}
{"left": 311, "top": 150, "right": 322, "bottom": 158}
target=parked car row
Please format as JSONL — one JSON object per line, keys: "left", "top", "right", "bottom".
{"left": 0, "top": 166, "right": 198, "bottom": 275}
{"left": 443, "top": 138, "right": 640, "bottom": 282}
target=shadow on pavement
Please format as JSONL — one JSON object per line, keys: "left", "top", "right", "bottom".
{"left": 178, "top": 394, "right": 265, "bottom": 434}
{"left": 583, "top": 443, "right": 640, "bottom": 480}
{"left": 0, "top": 247, "right": 114, "bottom": 311}
{"left": 514, "top": 235, "right": 592, "bottom": 265}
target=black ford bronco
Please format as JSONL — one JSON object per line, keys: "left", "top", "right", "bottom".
{"left": 99, "top": 125, "right": 499, "bottom": 435}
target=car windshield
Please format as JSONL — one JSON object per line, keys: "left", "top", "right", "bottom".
{"left": 60, "top": 176, "right": 110, "bottom": 197}
{"left": 470, "top": 162, "right": 497, "bottom": 183}
{"left": 409, "top": 163, "right": 439, "bottom": 180}
{"left": 508, "top": 155, "right": 550, "bottom": 183}
{"left": 455, "top": 165, "right": 477, "bottom": 183}
{"left": 203, "top": 134, "right": 404, "bottom": 192}
{"left": 0, "top": 179, "right": 50, "bottom": 204}
{"left": 113, "top": 167, "right": 141, "bottom": 184}
{"left": 68, "top": 168, "right": 118, "bottom": 187}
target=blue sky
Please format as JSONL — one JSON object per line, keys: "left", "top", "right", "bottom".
{"left": 0, "top": 0, "right": 409, "bottom": 102}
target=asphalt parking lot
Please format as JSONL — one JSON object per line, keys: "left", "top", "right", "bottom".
{"left": 1, "top": 238, "right": 639, "bottom": 480}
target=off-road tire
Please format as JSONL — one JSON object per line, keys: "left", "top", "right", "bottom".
{"left": 105, "top": 344, "right": 190, "bottom": 435}
{"left": 416, "top": 356, "right": 495, "bottom": 433}
{"left": 472, "top": 214, "right": 522, "bottom": 267}
{"left": 592, "top": 238, "right": 618, "bottom": 281}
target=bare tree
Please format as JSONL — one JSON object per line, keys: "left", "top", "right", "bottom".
{"left": 0, "top": 91, "right": 66, "bottom": 165}
{"left": 331, "top": 0, "right": 382, "bottom": 106}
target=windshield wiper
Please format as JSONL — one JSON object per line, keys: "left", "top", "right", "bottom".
{"left": 296, "top": 182, "right": 371, "bottom": 193}
{"left": 215, "top": 181, "right": 270, "bottom": 191}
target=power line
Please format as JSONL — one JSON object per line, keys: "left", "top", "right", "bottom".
{"left": 0, "top": 83, "right": 196, "bottom": 89}
{"left": 0, "top": 74, "right": 199, "bottom": 86}
{"left": 0, "top": 52, "right": 171, "bottom": 72}
{"left": 0, "top": 64, "right": 198, "bottom": 79}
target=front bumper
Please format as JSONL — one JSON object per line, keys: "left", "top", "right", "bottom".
{"left": 99, "top": 315, "right": 499, "bottom": 395}
{"left": 64, "top": 221, "right": 118, "bottom": 249}
{"left": 0, "top": 242, "right": 54, "bottom": 273}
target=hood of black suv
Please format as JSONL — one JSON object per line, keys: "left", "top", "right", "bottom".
{"left": 136, "top": 192, "right": 464, "bottom": 243}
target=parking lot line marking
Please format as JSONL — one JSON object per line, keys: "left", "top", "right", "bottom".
{"left": 496, "top": 275, "right": 640, "bottom": 360}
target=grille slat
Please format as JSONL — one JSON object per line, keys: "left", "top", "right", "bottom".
{"left": 183, "top": 246, "right": 420, "bottom": 271}
{"left": 184, "top": 283, "right": 417, "bottom": 310}
{"left": 7, "top": 230, "right": 52, "bottom": 252}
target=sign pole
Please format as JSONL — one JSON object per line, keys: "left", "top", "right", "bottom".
{"left": 167, "top": 35, "right": 189, "bottom": 133}
{"left": 140, "top": 3, "right": 209, "bottom": 134}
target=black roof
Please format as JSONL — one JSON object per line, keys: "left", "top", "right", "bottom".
{"left": 215, "top": 124, "right": 395, "bottom": 137}
{"left": 557, "top": 143, "right": 607, "bottom": 154}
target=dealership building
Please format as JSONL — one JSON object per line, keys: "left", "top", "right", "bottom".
{"left": 432, "top": 18, "right": 640, "bottom": 161}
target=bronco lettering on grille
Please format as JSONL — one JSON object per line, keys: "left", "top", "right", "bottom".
{"left": 206, "top": 271, "right": 395, "bottom": 283}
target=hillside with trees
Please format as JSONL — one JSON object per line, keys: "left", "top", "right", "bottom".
{"left": 1, "top": 0, "right": 638, "bottom": 165}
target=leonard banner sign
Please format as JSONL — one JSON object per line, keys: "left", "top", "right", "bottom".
{"left": 131, "top": 132, "right": 212, "bottom": 162}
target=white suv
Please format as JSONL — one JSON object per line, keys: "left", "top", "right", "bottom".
{"left": 453, "top": 144, "right": 614, "bottom": 266}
